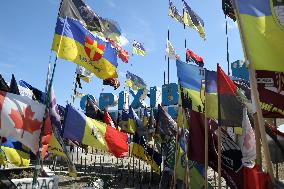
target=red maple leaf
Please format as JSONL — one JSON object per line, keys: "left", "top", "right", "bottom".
{"left": 9, "top": 105, "right": 42, "bottom": 138}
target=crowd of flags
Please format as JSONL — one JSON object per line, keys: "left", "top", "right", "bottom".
{"left": 0, "top": 0, "right": 284, "bottom": 188}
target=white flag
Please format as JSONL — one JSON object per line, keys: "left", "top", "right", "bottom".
{"left": 239, "top": 108, "right": 256, "bottom": 165}
{"left": 166, "top": 40, "right": 176, "bottom": 59}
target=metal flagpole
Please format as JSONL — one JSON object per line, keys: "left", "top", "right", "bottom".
{"left": 233, "top": 0, "right": 275, "bottom": 184}
{"left": 167, "top": 29, "right": 170, "bottom": 84}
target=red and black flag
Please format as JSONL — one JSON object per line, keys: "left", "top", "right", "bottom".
{"left": 217, "top": 64, "right": 243, "bottom": 127}
{"left": 185, "top": 49, "right": 204, "bottom": 67}
{"left": 103, "top": 78, "right": 120, "bottom": 90}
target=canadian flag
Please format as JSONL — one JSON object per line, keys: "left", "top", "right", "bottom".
{"left": 0, "top": 91, "right": 52, "bottom": 156}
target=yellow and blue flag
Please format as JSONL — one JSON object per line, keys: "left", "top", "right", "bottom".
{"left": 176, "top": 59, "right": 205, "bottom": 113}
{"left": 183, "top": 1, "right": 206, "bottom": 40}
{"left": 0, "top": 137, "right": 30, "bottom": 167}
{"left": 234, "top": 0, "right": 284, "bottom": 72}
{"left": 125, "top": 71, "right": 147, "bottom": 91}
{"left": 128, "top": 106, "right": 142, "bottom": 134}
{"left": 168, "top": 0, "right": 183, "bottom": 24}
{"left": 131, "top": 133, "right": 162, "bottom": 174}
{"left": 205, "top": 70, "right": 218, "bottom": 119}
{"left": 132, "top": 40, "right": 146, "bottom": 56}
{"left": 52, "top": 17, "right": 118, "bottom": 79}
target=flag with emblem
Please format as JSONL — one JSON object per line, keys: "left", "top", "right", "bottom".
{"left": 234, "top": 0, "right": 284, "bottom": 72}
{"left": 63, "top": 105, "right": 128, "bottom": 157}
{"left": 52, "top": 16, "right": 118, "bottom": 79}
{"left": 0, "top": 91, "right": 52, "bottom": 157}
{"left": 132, "top": 40, "right": 146, "bottom": 56}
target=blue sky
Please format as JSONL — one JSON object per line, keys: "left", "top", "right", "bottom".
{"left": 0, "top": 0, "right": 244, "bottom": 108}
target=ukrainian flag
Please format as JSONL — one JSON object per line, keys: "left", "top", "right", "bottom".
{"left": 234, "top": 0, "right": 284, "bottom": 72}
{"left": 128, "top": 106, "right": 141, "bottom": 134}
{"left": 205, "top": 70, "right": 218, "bottom": 119}
{"left": 52, "top": 17, "right": 118, "bottom": 79}
{"left": 176, "top": 59, "right": 205, "bottom": 113}
{"left": 132, "top": 41, "right": 146, "bottom": 56}
{"left": 131, "top": 134, "right": 162, "bottom": 174}
{"left": 0, "top": 137, "right": 30, "bottom": 167}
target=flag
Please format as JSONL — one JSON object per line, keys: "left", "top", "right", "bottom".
{"left": 18, "top": 80, "right": 46, "bottom": 103}
{"left": 76, "top": 65, "right": 94, "bottom": 83}
{"left": 103, "top": 78, "right": 120, "bottom": 90}
{"left": 222, "top": 0, "right": 236, "bottom": 21}
{"left": 132, "top": 40, "right": 146, "bottom": 56}
{"left": 104, "top": 110, "right": 116, "bottom": 128}
{"left": 0, "top": 137, "right": 30, "bottom": 167}
{"left": 205, "top": 70, "right": 218, "bottom": 119}
{"left": 217, "top": 64, "right": 243, "bottom": 127}
{"left": 100, "top": 18, "right": 122, "bottom": 44}
{"left": 256, "top": 70, "right": 284, "bottom": 118}
{"left": 176, "top": 59, "right": 205, "bottom": 113}
{"left": 9, "top": 74, "right": 20, "bottom": 95}
{"left": 187, "top": 111, "right": 243, "bottom": 189}
{"left": 52, "top": 16, "right": 118, "bottom": 79}
{"left": 63, "top": 105, "right": 128, "bottom": 157}
{"left": 168, "top": 0, "right": 183, "bottom": 23}
{"left": 234, "top": 0, "right": 284, "bottom": 72}
{"left": 47, "top": 133, "right": 66, "bottom": 157}
{"left": 125, "top": 71, "right": 146, "bottom": 90}
{"left": 266, "top": 123, "right": 284, "bottom": 164}
{"left": 156, "top": 104, "right": 177, "bottom": 140}
{"left": 239, "top": 108, "right": 256, "bottom": 165}
{"left": 147, "top": 108, "right": 155, "bottom": 133}
{"left": 231, "top": 60, "right": 249, "bottom": 81}
{"left": 185, "top": 49, "right": 204, "bottom": 67}
{"left": 85, "top": 95, "right": 104, "bottom": 121}
{"left": 183, "top": 1, "right": 206, "bottom": 39}
{"left": 0, "top": 74, "right": 9, "bottom": 92}
{"left": 131, "top": 133, "right": 162, "bottom": 174}
{"left": 166, "top": 40, "right": 176, "bottom": 59}
{"left": 119, "top": 109, "right": 129, "bottom": 132}
{"left": 142, "top": 108, "right": 149, "bottom": 127}
{"left": 0, "top": 91, "right": 52, "bottom": 157}
{"left": 128, "top": 106, "right": 142, "bottom": 134}
{"left": 108, "top": 38, "right": 129, "bottom": 63}
{"left": 243, "top": 164, "right": 271, "bottom": 189}
{"left": 60, "top": 0, "right": 103, "bottom": 33}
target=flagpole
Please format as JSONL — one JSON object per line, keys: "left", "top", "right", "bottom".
{"left": 217, "top": 63, "right": 222, "bottom": 189}
{"left": 167, "top": 29, "right": 170, "bottom": 84}
{"left": 32, "top": 1, "right": 64, "bottom": 187}
{"left": 204, "top": 76, "right": 208, "bottom": 189}
{"left": 233, "top": 1, "right": 275, "bottom": 184}
{"left": 225, "top": 16, "right": 230, "bottom": 76}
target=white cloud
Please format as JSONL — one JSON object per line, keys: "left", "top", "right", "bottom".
{"left": 119, "top": 34, "right": 129, "bottom": 47}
